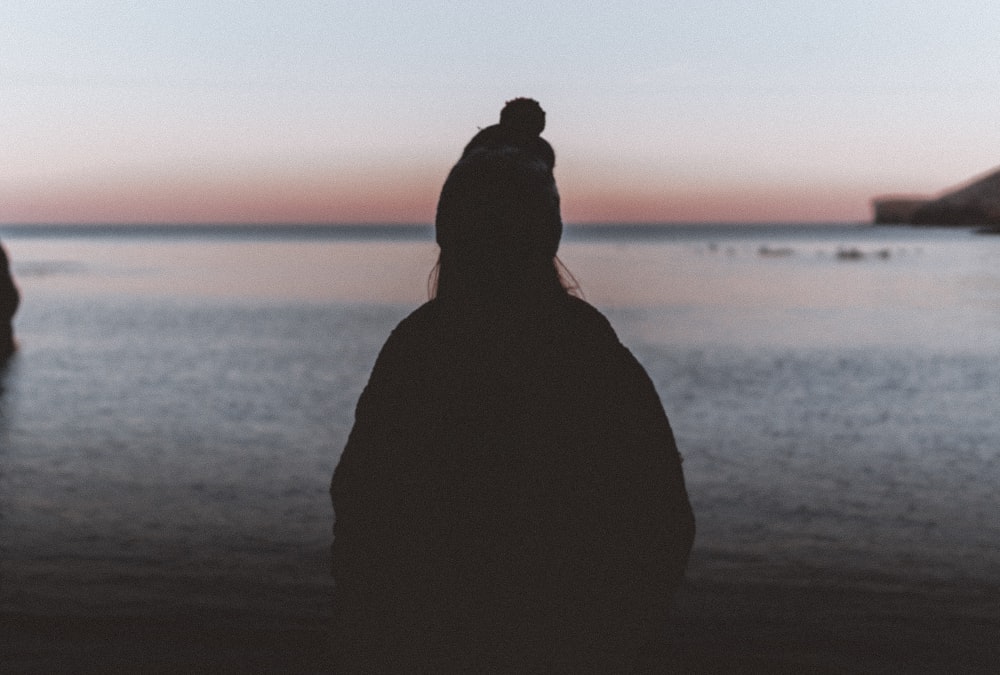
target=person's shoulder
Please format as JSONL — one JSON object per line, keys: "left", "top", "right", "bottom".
{"left": 559, "top": 295, "right": 618, "bottom": 341}
{"left": 365, "top": 302, "right": 443, "bottom": 375}
{"left": 396, "top": 300, "right": 439, "bottom": 326}
{"left": 384, "top": 301, "right": 441, "bottom": 343}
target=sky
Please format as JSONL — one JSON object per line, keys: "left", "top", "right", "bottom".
{"left": 3, "top": 1, "right": 1000, "bottom": 224}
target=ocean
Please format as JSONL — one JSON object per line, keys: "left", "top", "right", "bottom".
{"left": 1, "top": 223, "right": 998, "bottom": 672}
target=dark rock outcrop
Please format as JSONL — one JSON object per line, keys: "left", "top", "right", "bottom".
{"left": 873, "top": 166, "right": 1000, "bottom": 226}
{"left": 872, "top": 197, "right": 930, "bottom": 224}
{"left": 1, "top": 241, "right": 19, "bottom": 358}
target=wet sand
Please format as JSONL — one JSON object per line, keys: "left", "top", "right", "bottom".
{"left": 5, "top": 577, "right": 996, "bottom": 673}
{"left": 662, "top": 578, "right": 998, "bottom": 674}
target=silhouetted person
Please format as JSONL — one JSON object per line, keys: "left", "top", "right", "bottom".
{"left": 330, "top": 99, "right": 694, "bottom": 673}
{"left": 0, "top": 241, "right": 18, "bottom": 360}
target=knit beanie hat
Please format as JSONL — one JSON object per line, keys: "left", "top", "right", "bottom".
{"left": 435, "top": 98, "right": 562, "bottom": 259}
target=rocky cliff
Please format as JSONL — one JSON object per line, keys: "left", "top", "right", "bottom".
{"left": 873, "top": 166, "right": 1000, "bottom": 225}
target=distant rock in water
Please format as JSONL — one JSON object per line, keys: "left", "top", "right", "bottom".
{"left": 1, "top": 241, "right": 19, "bottom": 359}
{"left": 873, "top": 166, "right": 1000, "bottom": 225}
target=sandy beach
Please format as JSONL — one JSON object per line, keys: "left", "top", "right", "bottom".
{"left": 5, "top": 574, "right": 997, "bottom": 673}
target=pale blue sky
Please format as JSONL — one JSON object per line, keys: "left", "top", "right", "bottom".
{"left": 3, "top": 2, "right": 1000, "bottom": 222}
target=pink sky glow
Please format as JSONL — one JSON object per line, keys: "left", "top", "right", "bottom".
{"left": 1, "top": 168, "right": 875, "bottom": 225}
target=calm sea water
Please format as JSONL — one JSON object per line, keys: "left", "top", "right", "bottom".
{"left": 1, "top": 224, "right": 998, "bottom": 631}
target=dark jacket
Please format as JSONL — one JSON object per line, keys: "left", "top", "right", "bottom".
{"left": 330, "top": 294, "right": 694, "bottom": 673}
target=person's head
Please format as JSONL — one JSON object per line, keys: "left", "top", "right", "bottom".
{"left": 432, "top": 98, "right": 577, "bottom": 301}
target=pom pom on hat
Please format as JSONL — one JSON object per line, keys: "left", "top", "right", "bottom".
{"left": 499, "top": 97, "right": 545, "bottom": 136}
{"left": 458, "top": 98, "right": 555, "bottom": 169}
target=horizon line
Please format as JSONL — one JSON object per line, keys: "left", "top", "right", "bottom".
{"left": 0, "top": 219, "right": 871, "bottom": 229}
